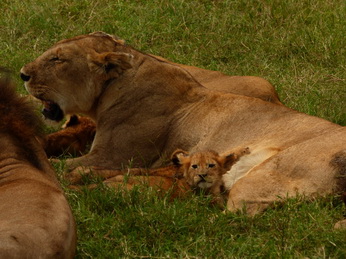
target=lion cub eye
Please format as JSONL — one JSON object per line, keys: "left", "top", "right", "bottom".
{"left": 208, "top": 164, "right": 215, "bottom": 168}
{"left": 191, "top": 164, "right": 198, "bottom": 169}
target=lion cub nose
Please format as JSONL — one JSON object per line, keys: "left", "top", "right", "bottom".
{"left": 198, "top": 174, "right": 208, "bottom": 179}
{"left": 20, "top": 73, "right": 31, "bottom": 82}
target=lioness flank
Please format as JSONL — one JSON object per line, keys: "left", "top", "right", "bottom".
{"left": 20, "top": 32, "right": 346, "bottom": 216}
{"left": 0, "top": 76, "right": 76, "bottom": 257}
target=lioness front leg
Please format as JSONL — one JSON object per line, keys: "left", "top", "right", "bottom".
{"left": 64, "top": 147, "right": 125, "bottom": 171}
{"left": 64, "top": 154, "right": 100, "bottom": 171}
{"left": 66, "top": 166, "right": 124, "bottom": 184}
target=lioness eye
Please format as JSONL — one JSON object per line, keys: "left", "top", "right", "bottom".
{"left": 208, "top": 164, "right": 215, "bottom": 168}
{"left": 191, "top": 164, "right": 198, "bottom": 169}
{"left": 50, "top": 57, "right": 59, "bottom": 62}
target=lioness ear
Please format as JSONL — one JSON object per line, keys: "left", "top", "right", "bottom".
{"left": 89, "top": 31, "right": 126, "bottom": 45}
{"left": 171, "top": 149, "right": 189, "bottom": 166}
{"left": 88, "top": 51, "right": 133, "bottom": 77}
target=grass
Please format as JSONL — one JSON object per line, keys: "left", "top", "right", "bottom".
{"left": 63, "top": 178, "right": 345, "bottom": 258}
{"left": 1, "top": 0, "right": 345, "bottom": 257}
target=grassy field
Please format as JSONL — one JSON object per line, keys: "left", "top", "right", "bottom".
{"left": 1, "top": 0, "right": 345, "bottom": 258}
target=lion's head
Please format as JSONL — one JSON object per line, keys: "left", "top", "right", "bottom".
{"left": 20, "top": 32, "right": 132, "bottom": 121}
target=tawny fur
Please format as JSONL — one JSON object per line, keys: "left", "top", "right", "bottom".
{"left": 148, "top": 54, "right": 282, "bottom": 105}
{"left": 20, "top": 32, "right": 346, "bottom": 219}
{"left": 44, "top": 115, "right": 96, "bottom": 157}
{"left": 67, "top": 147, "right": 250, "bottom": 206}
{"left": 0, "top": 75, "right": 76, "bottom": 258}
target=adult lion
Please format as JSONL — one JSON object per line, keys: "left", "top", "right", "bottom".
{"left": 20, "top": 32, "right": 345, "bottom": 215}
{"left": 0, "top": 76, "right": 76, "bottom": 257}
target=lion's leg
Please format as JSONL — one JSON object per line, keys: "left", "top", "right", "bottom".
{"left": 64, "top": 154, "right": 100, "bottom": 171}
{"left": 208, "top": 182, "right": 227, "bottom": 208}
{"left": 65, "top": 166, "right": 124, "bottom": 184}
{"left": 65, "top": 164, "right": 173, "bottom": 185}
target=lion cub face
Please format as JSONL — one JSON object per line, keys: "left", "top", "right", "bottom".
{"left": 171, "top": 148, "right": 250, "bottom": 206}
{"left": 182, "top": 151, "right": 228, "bottom": 190}
{"left": 172, "top": 149, "right": 249, "bottom": 192}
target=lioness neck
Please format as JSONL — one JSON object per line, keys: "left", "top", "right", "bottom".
{"left": 96, "top": 48, "right": 207, "bottom": 121}
{"left": 124, "top": 48, "right": 205, "bottom": 97}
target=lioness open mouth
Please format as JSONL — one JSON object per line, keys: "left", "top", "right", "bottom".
{"left": 41, "top": 100, "right": 64, "bottom": 122}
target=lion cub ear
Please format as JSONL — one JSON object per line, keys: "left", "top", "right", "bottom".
{"left": 219, "top": 153, "right": 237, "bottom": 172}
{"left": 171, "top": 149, "right": 190, "bottom": 166}
{"left": 219, "top": 147, "right": 251, "bottom": 172}
{"left": 88, "top": 51, "right": 133, "bottom": 77}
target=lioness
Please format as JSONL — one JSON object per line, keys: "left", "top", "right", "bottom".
{"left": 0, "top": 77, "right": 76, "bottom": 257}
{"left": 20, "top": 32, "right": 345, "bottom": 216}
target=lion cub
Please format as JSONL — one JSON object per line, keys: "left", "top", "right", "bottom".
{"left": 173, "top": 147, "right": 250, "bottom": 206}
{"left": 67, "top": 147, "right": 250, "bottom": 205}
{"left": 44, "top": 115, "right": 96, "bottom": 157}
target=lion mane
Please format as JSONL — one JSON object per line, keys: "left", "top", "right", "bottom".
{"left": 0, "top": 74, "right": 76, "bottom": 257}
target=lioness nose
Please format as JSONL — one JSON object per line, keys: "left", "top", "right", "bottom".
{"left": 20, "top": 73, "right": 31, "bottom": 82}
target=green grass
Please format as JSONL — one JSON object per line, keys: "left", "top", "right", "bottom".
{"left": 1, "top": 0, "right": 345, "bottom": 257}
{"left": 66, "top": 187, "right": 345, "bottom": 258}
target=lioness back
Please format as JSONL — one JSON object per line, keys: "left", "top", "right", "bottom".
{"left": 150, "top": 54, "right": 281, "bottom": 104}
